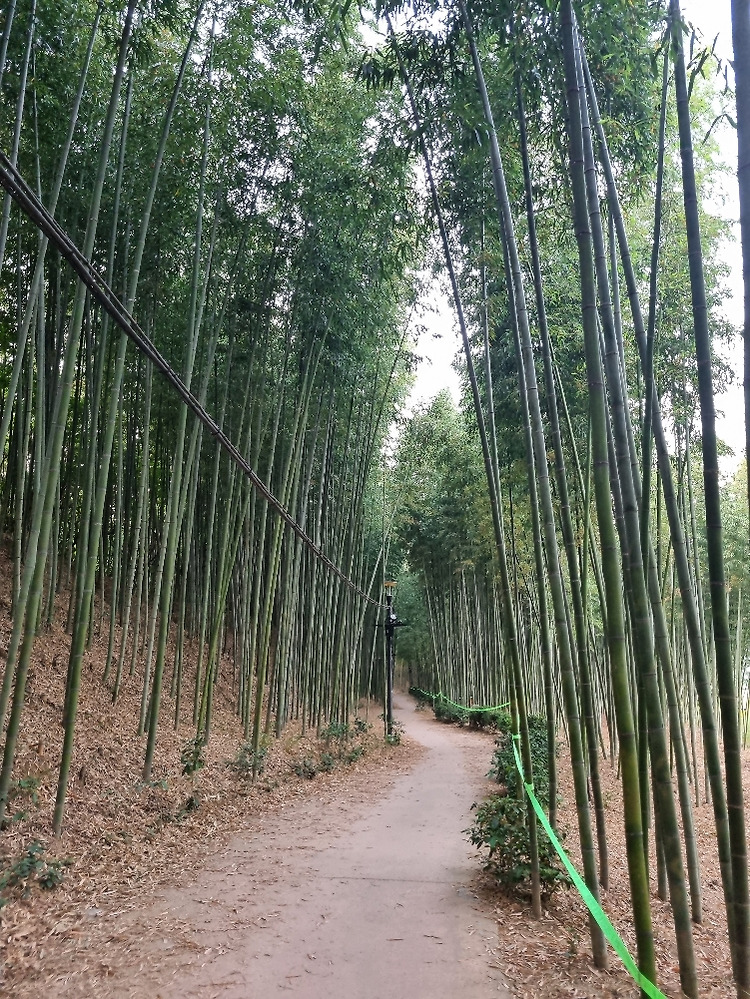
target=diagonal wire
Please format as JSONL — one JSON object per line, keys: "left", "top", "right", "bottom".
{"left": 0, "top": 148, "right": 385, "bottom": 609}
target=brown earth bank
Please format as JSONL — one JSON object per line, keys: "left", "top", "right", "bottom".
{"left": 492, "top": 730, "right": 742, "bottom": 999}
{"left": 0, "top": 564, "right": 743, "bottom": 999}
{"left": 0, "top": 542, "right": 421, "bottom": 995}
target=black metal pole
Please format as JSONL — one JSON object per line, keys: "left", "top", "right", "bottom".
{"left": 385, "top": 590, "right": 395, "bottom": 734}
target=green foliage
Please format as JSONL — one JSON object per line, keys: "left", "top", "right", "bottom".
{"left": 385, "top": 720, "right": 405, "bottom": 745}
{"left": 230, "top": 741, "right": 268, "bottom": 777}
{"left": 136, "top": 778, "right": 169, "bottom": 792}
{"left": 0, "top": 776, "right": 41, "bottom": 828}
{"left": 316, "top": 718, "right": 371, "bottom": 769}
{"left": 293, "top": 757, "right": 318, "bottom": 779}
{"left": 409, "top": 686, "right": 433, "bottom": 705}
{"left": 488, "top": 714, "right": 551, "bottom": 806}
{"left": 180, "top": 737, "right": 206, "bottom": 777}
{"left": 394, "top": 393, "right": 494, "bottom": 572}
{"left": 0, "top": 841, "right": 73, "bottom": 907}
{"left": 468, "top": 708, "right": 512, "bottom": 731}
{"left": 468, "top": 795, "right": 568, "bottom": 895}
{"left": 414, "top": 689, "right": 511, "bottom": 732}
{"left": 468, "top": 713, "right": 566, "bottom": 897}
{"left": 321, "top": 721, "right": 350, "bottom": 743}
{"left": 433, "top": 697, "right": 469, "bottom": 725}
{"left": 719, "top": 461, "right": 748, "bottom": 591}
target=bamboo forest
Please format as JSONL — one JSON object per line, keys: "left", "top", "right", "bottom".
{"left": 1, "top": 0, "right": 750, "bottom": 996}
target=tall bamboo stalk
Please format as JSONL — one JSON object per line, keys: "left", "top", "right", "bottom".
{"left": 670, "top": 3, "right": 750, "bottom": 992}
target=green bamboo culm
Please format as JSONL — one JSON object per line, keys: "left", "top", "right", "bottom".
{"left": 573, "top": 18, "right": 697, "bottom": 994}
{"left": 559, "top": 0, "right": 657, "bottom": 987}
{"left": 670, "top": 2, "right": 750, "bottom": 994}
{"left": 580, "top": 25, "right": 736, "bottom": 965}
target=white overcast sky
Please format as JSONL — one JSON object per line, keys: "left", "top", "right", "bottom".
{"left": 407, "top": 0, "right": 745, "bottom": 473}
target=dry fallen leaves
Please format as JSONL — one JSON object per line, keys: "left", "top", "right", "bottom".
{"left": 0, "top": 541, "right": 743, "bottom": 999}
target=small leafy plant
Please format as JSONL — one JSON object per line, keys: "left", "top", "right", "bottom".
{"left": 293, "top": 756, "right": 318, "bottom": 779}
{"left": 0, "top": 841, "right": 73, "bottom": 907}
{"left": 468, "top": 713, "right": 568, "bottom": 899}
{"left": 321, "top": 721, "right": 350, "bottom": 744}
{"left": 353, "top": 717, "right": 370, "bottom": 735}
{"left": 180, "top": 736, "right": 206, "bottom": 777}
{"left": 488, "top": 715, "right": 550, "bottom": 804}
{"left": 231, "top": 741, "right": 268, "bottom": 777}
{"left": 385, "top": 720, "right": 405, "bottom": 745}
{"left": 468, "top": 796, "right": 568, "bottom": 895}
{"left": 0, "top": 776, "right": 41, "bottom": 829}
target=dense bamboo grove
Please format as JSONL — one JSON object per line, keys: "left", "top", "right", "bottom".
{"left": 3, "top": 0, "right": 750, "bottom": 997}
{"left": 0, "top": 0, "right": 424, "bottom": 833}
{"left": 376, "top": 1, "right": 750, "bottom": 997}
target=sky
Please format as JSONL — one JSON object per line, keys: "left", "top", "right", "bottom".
{"left": 406, "top": 0, "right": 745, "bottom": 475}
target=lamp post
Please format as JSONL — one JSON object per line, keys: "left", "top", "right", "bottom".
{"left": 384, "top": 580, "right": 396, "bottom": 735}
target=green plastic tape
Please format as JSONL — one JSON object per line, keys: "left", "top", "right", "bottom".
{"left": 412, "top": 688, "right": 510, "bottom": 714}
{"left": 511, "top": 735, "right": 666, "bottom": 999}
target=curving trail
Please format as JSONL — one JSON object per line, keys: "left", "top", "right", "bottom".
{"left": 114, "top": 693, "right": 511, "bottom": 998}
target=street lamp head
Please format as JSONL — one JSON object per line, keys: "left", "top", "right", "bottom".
{"left": 384, "top": 580, "right": 396, "bottom": 593}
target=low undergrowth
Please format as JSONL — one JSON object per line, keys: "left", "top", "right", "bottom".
{"left": 408, "top": 686, "right": 510, "bottom": 730}
{"left": 467, "top": 712, "right": 569, "bottom": 900}
{"left": 291, "top": 718, "right": 372, "bottom": 779}
{"left": 0, "top": 841, "right": 73, "bottom": 909}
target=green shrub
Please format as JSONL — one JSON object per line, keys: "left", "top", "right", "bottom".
{"left": 433, "top": 698, "right": 468, "bottom": 725}
{"left": 469, "top": 713, "right": 567, "bottom": 898}
{"left": 293, "top": 757, "right": 318, "bottom": 779}
{"left": 385, "top": 720, "right": 405, "bottom": 745}
{"left": 321, "top": 721, "right": 350, "bottom": 743}
{"left": 0, "top": 841, "right": 73, "bottom": 907}
{"left": 0, "top": 776, "right": 41, "bottom": 828}
{"left": 487, "top": 709, "right": 513, "bottom": 732}
{"left": 408, "top": 686, "right": 433, "bottom": 706}
{"left": 230, "top": 741, "right": 268, "bottom": 777}
{"left": 180, "top": 737, "right": 206, "bottom": 777}
{"left": 419, "top": 690, "right": 512, "bottom": 732}
{"left": 320, "top": 751, "right": 336, "bottom": 772}
{"left": 468, "top": 795, "right": 568, "bottom": 895}
{"left": 488, "top": 714, "right": 550, "bottom": 805}
{"left": 467, "top": 708, "right": 511, "bottom": 730}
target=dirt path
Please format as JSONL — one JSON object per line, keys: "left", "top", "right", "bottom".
{"left": 72, "top": 694, "right": 510, "bottom": 998}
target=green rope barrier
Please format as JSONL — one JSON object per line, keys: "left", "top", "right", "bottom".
{"left": 413, "top": 689, "right": 665, "bottom": 994}
{"left": 411, "top": 688, "right": 511, "bottom": 714}
{"left": 511, "top": 735, "right": 666, "bottom": 999}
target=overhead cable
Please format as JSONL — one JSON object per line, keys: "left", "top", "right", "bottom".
{"left": 0, "top": 148, "right": 384, "bottom": 610}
